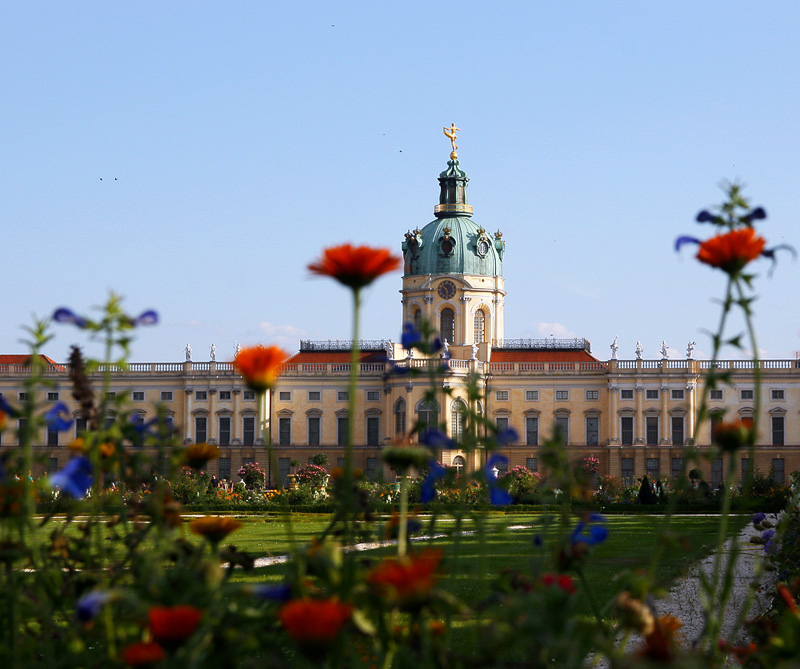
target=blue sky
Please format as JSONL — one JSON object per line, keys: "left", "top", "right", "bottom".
{"left": 3, "top": 2, "right": 799, "bottom": 363}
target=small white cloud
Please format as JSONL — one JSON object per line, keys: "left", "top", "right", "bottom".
{"left": 250, "top": 322, "right": 308, "bottom": 352}
{"left": 533, "top": 322, "right": 578, "bottom": 339}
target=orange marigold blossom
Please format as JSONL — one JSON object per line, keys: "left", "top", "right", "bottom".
{"left": 308, "top": 244, "right": 401, "bottom": 290}
{"left": 696, "top": 227, "right": 766, "bottom": 274}
{"left": 122, "top": 641, "right": 166, "bottom": 666}
{"left": 367, "top": 549, "right": 443, "bottom": 600}
{"left": 189, "top": 515, "right": 243, "bottom": 543}
{"left": 711, "top": 419, "right": 753, "bottom": 453}
{"left": 148, "top": 605, "right": 203, "bottom": 643}
{"left": 233, "top": 345, "right": 288, "bottom": 392}
{"left": 279, "top": 598, "right": 353, "bottom": 643}
{"left": 181, "top": 442, "right": 220, "bottom": 469}
{"left": 640, "top": 614, "right": 682, "bottom": 662}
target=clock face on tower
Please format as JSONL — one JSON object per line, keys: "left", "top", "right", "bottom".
{"left": 437, "top": 280, "right": 456, "bottom": 300}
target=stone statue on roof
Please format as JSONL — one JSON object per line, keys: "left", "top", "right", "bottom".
{"left": 610, "top": 336, "right": 619, "bottom": 360}
{"left": 660, "top": 341, "right": 669, "bottom": 360}
{"left": 687, "top": 341, "right": 696, "bottom": 359}
{"left": 210, "top": 344, "right": 216, "bottom": 361}
{"left": 635, "top": 341, "right": 643, "bottom": 360}
{"left": 185, "top": 343, "right": 192, "bottom": 362}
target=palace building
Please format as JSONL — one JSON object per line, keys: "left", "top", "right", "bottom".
{"left": 3, "top": 133, "right": 799, "bottom": 487}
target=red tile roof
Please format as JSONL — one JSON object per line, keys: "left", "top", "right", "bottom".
{"left": 490, "top": 349, "right": 601, "bottom": 363}
{"left": 0, "top": 354, "right": 59, "bottom": 365}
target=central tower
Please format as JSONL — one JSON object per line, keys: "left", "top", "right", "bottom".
{"left": 400, "top": 127, "right": 506, "bottom": 357}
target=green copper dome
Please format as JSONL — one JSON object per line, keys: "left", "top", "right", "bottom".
{"left": 402, "top": 159, "right": 505, "bottom": 277}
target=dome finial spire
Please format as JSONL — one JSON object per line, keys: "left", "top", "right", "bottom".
{"left": 443, "top": 123, "right": 460, "bottom": 160}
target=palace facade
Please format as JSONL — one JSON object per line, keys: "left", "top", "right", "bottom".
{"left": 3, "top": 138, "right": 799, "bottom": 487}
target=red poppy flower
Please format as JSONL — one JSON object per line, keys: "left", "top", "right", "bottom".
{"left": 308, "top": 244, "right": 401, "bottom": 290}
{"left": 696, "top": 228, "right": 766, "bottom": 274}
{"left": 279, "top": 598, "right": 353, "bottom": 643}
{"left": 541, "top": 572, "right": 577, "bottom": 594}
{"left": 367, "top": 549, "right": 443, "bottom": 601}
{"left": 233, "top": 345, "right": 288, "bottom": 392}
{"left": 148, "top": 605, "right": 203, "bottom": 643}
{"left": 122, "top": 641, "right": 166, "bottom": 666}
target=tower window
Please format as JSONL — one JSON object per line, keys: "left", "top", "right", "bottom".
{"left": 440, "top": 308, "right": 455, "bottom": 345}
{"left": 474, "top": 310, "right": 486, "bottom": 344}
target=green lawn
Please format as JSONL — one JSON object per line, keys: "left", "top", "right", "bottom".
{"left": 225, "top": 512, "right": 748, "bottom": 614}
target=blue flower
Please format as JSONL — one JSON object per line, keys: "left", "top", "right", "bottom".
{"left": 0, "top": 394, "right": 18, "bottom": 417}
{"left": 497, "top": 427, "right": 519, "bottom": 447}
{"left": 50, "top": 456, "right": 93, "bottom": 498}
{"left": 251, "top": 583, "right": 292, "bottom": 602}
{"left": 420, "top": 428, "right": 456, "bottom": 450}
{"left": 76, "top": 590, "right": 114, "bottom": 621}
{"left": 695, "top": 210, "right": 718, "bottom": 223}
{"left": 741, "top": 207, "right": 767, "bottom": 223}
{"left": 52, "top": 308, "right": 89, "bottom": 328}
{"left": 401, "top": 322, "right": 422, "bottom": 350}
{"left": 485, "top": 454, "right": 512, "bottom": 505}
{"left": 533, "top": 534, "right": 543, "bottom": 548}
{"left": 421, "top": 461, "right": 448, "bottom": 503}
{"left": 431, "top": 337, "right": 444, "bottom": 354}
{"left": 45, "top": 402, "right": 74, "bottom": 432}
{"left": 761, "top": 529, "right": 775, "bottom": 542}
{"left": 571, "top": 513, "right": 608, "bottom": 547}
{"left": 752, "top": 512, "right": 767, "bottom": 526}
{"left": 132, "top": 310, "right": 159, "bottom": 326}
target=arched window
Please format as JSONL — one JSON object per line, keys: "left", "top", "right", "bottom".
{"left": 412, "top": 307, "right": 422, "bottom": 332}
{"left": 474, "top": 309, "right": 486, "bottom": 344}
{"left": 440, "top": 308, "right": 455, "bottom": 345}
{"left": 451, "top": 399, "right": 467, "bottom": 442}
{"left": 416, "top": 399, "right": 439, "bottom": 435}
{"left": 394, "top": 398, "right": 406, "bottom": 436}
{"left": 452, "top": 455, "right": 466, "bottom": 473}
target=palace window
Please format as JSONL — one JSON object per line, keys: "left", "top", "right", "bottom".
{"left": 417, "top": 400, "right": 438, "bottom": 434}
{"left": 710, "top": 390, "right": 723, "bottom": 401}
{"left": 219, "top": 391, "right": 231, "bottom": 401}
{"left": 337, "top": 391, "right": 349, "bottom": 401}
{"left": 451, "top": 399, "right": 467, "bottom": 441}
{"left": 242, "top": 416, "right": 255, "bottom": 445}
{"left": 526, "top": 390, "right": 539, "bottom": 401}
{"left": 645, "top": 416, "right": 659, "bottom": 445}
{"left": 526, "top": 457, "right": 538, "bottom": 472}
{"left": 161, "top": 391, "right": 173, "bottom": 401}
{"left": 195, "top": 391, "right": 207, "bottom": 401}
{"left": 394, "top": 398, "right": 406, "bottom": 436}
{"left": 712, "top": 458, "right": 724, "bottom": 488}
{"left": 772, "top": 415, "right": 785, "bottom": 446}
{"left": 279, "top": 391, "right": 291, "bottom": 401}
{"left": 526, "top": 416, "right": 539, "bottom": 446}
{"left": 243, "top": 390, "right": 255, "bottom": 401}
{"left": 620, "top": 416, "right": 634, "bottom": 445}
{"left": 772, "top": 389, "right": 785, "bottom": 400}
{"left": 308, "top": 416, "right": 320, "bottom": 446}
{"left": 740, "top": 389, "right": 754, "bottom": 400}
{"left": 366, "top": 416, "right": 380, "bottom": 446}
{"left": 646, "top": 389, "right": 659, "bottom": 400}
{"left": 773, "top": 459, "right": 786, "bottom": 485}
{"left": 554, "top": 415, "right": 569, "bottom": 443}
{"left": 366, "top": 390, "right": 380, "bottom": 402}
{"left": 337, "top": 415, "right": 349, "bottom": 446}
{"left": 671, "top": 415, "right": 684, "bottom": 445}
{"left": 308, "top": 391, "right": 321, "bottom": 401}
{"left": 440, "top": 308, "right": 455, "bottom": 345}
{"left": 621, "top": 457, "right": 634, "bottom": 486}
{"left": 474, "top": 310, "right": 486, "bottom": 344}
{"left": 671, "top": 389, "right": 685, "bottom": 400}
{"left": 620, "top": 389, "right": 634, "bottom": 400}
{"left": 646, "top": 458, "right": 660, "bottom": 480}
{"left": 586, "top": 390, "right": 599, "bottom": 400}
{"left": 555, "top": 390, "right": 569, "bottom": 401}
{"left": 671, "top": 457, "right": 683, "bottom": 480}
{"left": 278, "top": 417, "right": 291, "bottom": 446}
{"left": 496, "top": 390, "right": 509, "bottom": 401}
{"left": 586, "top": 415, "right": 599, "bottom": 446}
{"left": 452, "top": 455, "right": 466, "bottom": 474}
{"left": 218, "top": 416, "right": 231, "bottom": 446}
{"left": 195, "top": 416, "right": 207, "bottom": 443}
{"left": 47, "top": 392, "right": 59, "bottom": 401}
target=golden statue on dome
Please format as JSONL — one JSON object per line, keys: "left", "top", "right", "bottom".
{"left": 443, "top": 123, "right": 460, "bottom": 159}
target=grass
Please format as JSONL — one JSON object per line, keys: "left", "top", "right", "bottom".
{"left": 226, "top": 512, "right": 748, "bottom": 615}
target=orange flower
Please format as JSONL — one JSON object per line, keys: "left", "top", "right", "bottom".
{"left": 189, "top": 515, "right": 243, "bottom": 543}
{"left": 308, "top": 244, "right": 401, "bottom": 290}
{"left": 181, "top": 442, "right": 220, "bottom": 469}
{"left": 696, "top": 228, "right": 766, "bottom": 274}
{"left": 148, "top": 605, "right": 203, "bottom": 643}
{"left": 233, "top": 345, "right": 288, "bottom": 392}
{"left": 0, "top": 410, "right": 6, "bottom": 432}
{"left": 122, "top": 641, "right": 166, "bottom": 666}
{"left": 367, "top": 549, "right": 443, "bottom": 602}
{"left": 711, "top": 419, "right": 753, "bottom": 452}
{"left": 279, "top": 598, "right": 353, "bottom": 643}
{"left": 640, "top": 614, "right": 682, "bottom": 662}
